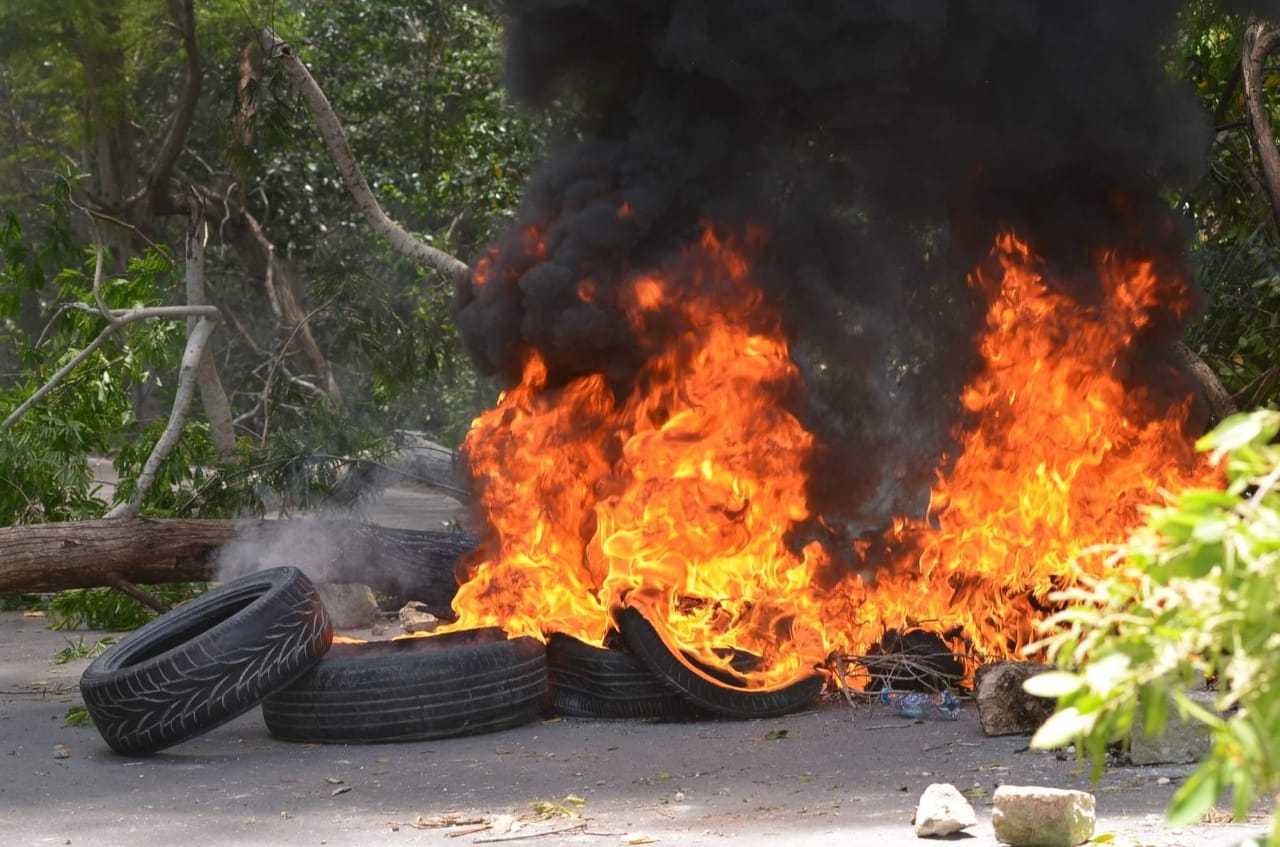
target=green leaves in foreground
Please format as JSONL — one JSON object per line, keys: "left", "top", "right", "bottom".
{"left": 1029, "top": 409, "right": 1280, "bottom": 844}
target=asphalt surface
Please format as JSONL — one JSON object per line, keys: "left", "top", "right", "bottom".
{"left": 1, "top": 607, "right": 1272, "bottom": 847}
{"left": 1, "top": 482, "right": 1273, "bottom": 846}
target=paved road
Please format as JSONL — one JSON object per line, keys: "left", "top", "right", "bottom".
{"left": 1, "top": 477, "right": 1271, "bottom": 845}
{"left": 0, "top": 608, "right": 1271, "bottom": 847}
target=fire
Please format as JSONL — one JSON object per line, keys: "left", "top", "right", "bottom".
{"left": 448, "top": 225, "right": 1216, "bottom": 689}
{"left": 834, "top": 231, "right": 1215, "bottom": 669}
{"left": 448, "top": 225, "right": 826, "bottom": 686}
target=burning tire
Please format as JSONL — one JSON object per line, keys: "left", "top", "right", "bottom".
{"left": 79, "top": 567, "right": 333, "bottom": 756}
{"left": 546, "top": 633, "right": 705, "bottom": 719}
{"left": 615, "top": 606, "right": 824, "bottom": 720}
{"left": 260, "top": 628, "right": 548, "bottom": 743}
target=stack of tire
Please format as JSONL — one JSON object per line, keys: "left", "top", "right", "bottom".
{"left": 79, "top": 567, "right": 822, "bottom": 756}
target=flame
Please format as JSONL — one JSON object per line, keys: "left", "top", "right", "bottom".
{"left": 833, "top": 231, "right": 1216, "bottom": 670}
{"left": 448, "top": 225, "right": 826, "bottom": 687}
{"left": 448, "top": 226, "right": 1216, "bottom": 689}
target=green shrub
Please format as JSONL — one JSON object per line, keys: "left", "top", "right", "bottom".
{"left": 1029, "top": 409, "right": 1280, "bottom": 843}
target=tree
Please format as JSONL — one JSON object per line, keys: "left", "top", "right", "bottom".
{"left": 0, "top": 0, "right": 546, "bottom": 528}
{"left": 1173, "top": 2, "right": 1280, "bottom": 411}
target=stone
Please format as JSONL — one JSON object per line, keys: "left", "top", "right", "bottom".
{"left": 1127, "top": 689, "right": 1215, "bottom": 765}
{"left": 316, "top": 582, "right": 378, "bottom": 629}
{"left": 913, "top": 782, "right": 977, "bottom": 837}
{"left": 399, "top": 601, "right": 440, "bottom": 634}
{"left": 991, "top": 785, "right": 1095, "bottom": 847}
{"left": 975, "top": 661, "right": 1058, "bottom": 736}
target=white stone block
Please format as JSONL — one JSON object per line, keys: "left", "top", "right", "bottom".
{"left": 991, "top": 785, "right": 1095, "bottom": 847}
{"left": 913, "top": 782, "right": 977, "bottom": 837}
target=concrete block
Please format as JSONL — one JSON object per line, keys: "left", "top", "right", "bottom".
{"left": 975, "top": 661, "right": 1057, "bottom": 736}
{"left": 1128, "top": 689, "right": 1215, "bottom": 765}
{"left": 992, "top": 785, "right": 1095, "bottom": 847}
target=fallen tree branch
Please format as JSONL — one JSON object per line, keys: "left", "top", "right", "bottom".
{"left": 261, "top": 27, "right": 472, "bottom": 283}
{"left": 0, "top": 518, "right": 472, "bottom": 610}
{"left": 104, "top": 572, "right": 171, "bottom": 614}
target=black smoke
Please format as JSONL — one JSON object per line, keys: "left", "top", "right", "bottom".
{"left": 454, "top": 1, "right": 1251, "bottom": 531}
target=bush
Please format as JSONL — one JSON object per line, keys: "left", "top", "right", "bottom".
{"left": 1029, "top": 409, "right": 1280, "bottom": 842}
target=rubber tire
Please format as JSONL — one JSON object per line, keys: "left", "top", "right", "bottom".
{"left": 260, "top": 628, "right": 548, "bottom": 743}
{"left": 615, "top": 606, "right": 824, "bottom": 720}
{"left": 79, "top": 566, "right": 333, "bottom": 756}
{"left": 546, "top": 633, "right": 706, "bottom": 719}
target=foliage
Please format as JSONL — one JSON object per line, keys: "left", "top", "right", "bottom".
{"left": 65, "top": 704, "right": 93, "bottom": 727}
{"left": 0, "top": 0, "right": 550, "bottom": 533}
{"left": 1029, "top": 409, "right": 1280, "bottom": 843}
{"left": 1172, "top": 2, "right": 1280, "bottom": 409}
{"left": 150, "top": 405, "right": 403, "bottom": 518}
{"left": 48, "top": 583, "right": 206, "bottom": 631}
{"left": 0, "top": 593, "right": 42, "bottom": 611}
{"left": 0, "top": 188, "right": 188, "bottom": 524}
{"left": 52, "top": 635, "right": 116, "bottom": 664}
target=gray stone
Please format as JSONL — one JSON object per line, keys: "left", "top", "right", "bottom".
{"left": 316, "top": 582, "right": 378, "bottom": 629}
{"left": 913, "top": 782, "right": 977, "bottom": 837}
{"left": 992, "top": 785, "right": 1095, "bottom": 847}
{"left": 399, "top": 601, "right": 440, "bottom": 634}
{"left": 1128, "top": 689, "right": 1216, "bottom": 765}
{"left": 975, "top": 661, "right": 1058, "bottom": 736}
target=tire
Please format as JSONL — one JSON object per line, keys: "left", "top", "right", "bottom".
{"left": 546, "top": 633, "right": 705, "bottom": 719}
{"left": 615, "top": 606, "right": 824, "bottom": 720}
{"left": 79, "top": 567, "right": 333, "bottom": 756}
{"left": 261, "top": 628, "right": 548, "bottom": 743}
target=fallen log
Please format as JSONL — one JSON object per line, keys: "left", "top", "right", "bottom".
{"left": 0, "top": 517, "right": 471, "bottom": 612}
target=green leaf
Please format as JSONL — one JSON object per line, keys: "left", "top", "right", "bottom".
{"left": 1167, "top": 760, "right": 1224, "bottom": 827}
{"left": 1030, "top": 706, "right": 1092, "bottom": 750}
{"left": 1200, "top": 412, "right": 1280, "bottom": 464}
{"left": 1022, "top": 671, "right": 1083, "bottom": 699}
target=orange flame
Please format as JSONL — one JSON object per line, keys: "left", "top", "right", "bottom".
{"left": 448, "top": 226, "right": 1216, "bottom": 688}
{"left": 829, "top": 231, "right": 1215, "bottom": 670}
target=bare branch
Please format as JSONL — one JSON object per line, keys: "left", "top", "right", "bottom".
{"left": 184, "top": 191, "right": 237, "bottom": 458}
{"left": 261, "top": 27, "right": 472, "bottom": 283}
{"left": 107, "top": 314, "right": 220, "bottom": 518}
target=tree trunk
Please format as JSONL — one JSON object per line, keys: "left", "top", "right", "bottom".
{"left": 0, "top": 518, "right": 472, "bottom": 613}
{"left": 1242, "top": 19, "right": 1280, "bottom": 238}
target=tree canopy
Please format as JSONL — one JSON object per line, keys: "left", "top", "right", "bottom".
{"left": 0, "top": 0, "right": 1275, "bottom": 527}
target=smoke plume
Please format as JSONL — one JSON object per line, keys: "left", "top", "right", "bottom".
{"left": 454, "top": 1, "right": 1251, "bottom": 530}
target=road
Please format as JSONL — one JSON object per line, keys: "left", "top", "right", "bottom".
{"left": 0, "top": 479, "right": 1271, "bottom": 846}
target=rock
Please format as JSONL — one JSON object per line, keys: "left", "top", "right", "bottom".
{"left": 1128, "top": 689, "right": 1215, "bottom": 765}
{"left": 399, "top": 601, "right": 439, "bottom": 634}
{"left": 992, "top": 785, "right": 1095, "bottom": 847}
{"left": 975, "top": 662, "right": 1057, "bottom": 736}
{"left": 316, "top": 582, "right": 379, "bottom": 629}
{"left": 913, "top": 782, "right": 977, "bottom": 837}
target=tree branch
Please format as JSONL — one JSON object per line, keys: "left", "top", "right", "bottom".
{"left": 145, "top": 0, "right": 202, "bottom": 215}
{"left": 1242, "top": 19, "right": 1280, "bottom": 237}
{"left": 106, "top": 313, "right": 220, "bottom": 518}
{"left": 1, "top": 304, "right": 220, "bottom": 431}
{"left": 261, "top": 27, "right": 472, "bottom": 283}
{"left": 184, "top": 191, "right": 237, "bottom": 458}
